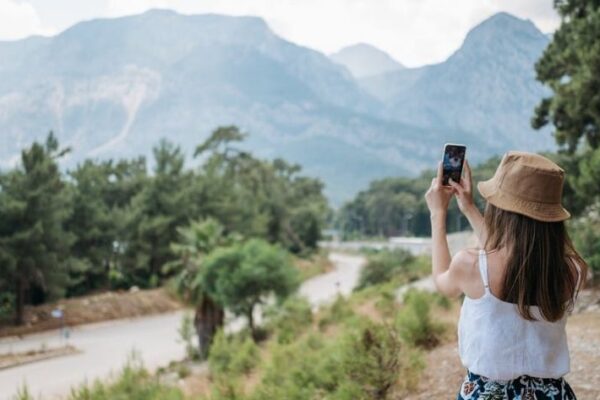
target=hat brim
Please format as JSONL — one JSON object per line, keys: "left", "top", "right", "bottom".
{"left": 477, "top": 179, "right": 570, "bottom": 222}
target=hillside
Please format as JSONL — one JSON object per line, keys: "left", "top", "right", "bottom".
{"left": 360, "top": 12, "right": 554, "bottom": 152}
{"left": 0, "top": 10, "right": 554, "bottom": 203}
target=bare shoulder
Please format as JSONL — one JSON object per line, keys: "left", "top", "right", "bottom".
{"left": 437, "top": 249, "right": 480, "bottom": 297}
{"left": 449, "top": 248, "right": 479, "bottom": 275}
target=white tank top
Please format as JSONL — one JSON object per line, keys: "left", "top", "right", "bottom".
{"left": 457, "top": 249, "right": 580, "bottom": 381}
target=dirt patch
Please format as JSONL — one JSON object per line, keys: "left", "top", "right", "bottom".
{"left": 404, "top": 289, "right": 600, "bottom": 400}
{"left": 0, "top": 288, "right": 183, "bottom": 338}
{"left": 565, "top": 310, "right": 600, "bottom": 399}
{"left": 0, "top": 345, "right": 80, "bottom": 370}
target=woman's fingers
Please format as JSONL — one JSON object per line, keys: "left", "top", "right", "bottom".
{"left": 449, "top": 178, "right": 464, "bottom": 195}
{"left": 465, "top": 159, "right": 471, "bottom": 171}
{"left": 463, "top": 160, "right": 472, "bottom": 187}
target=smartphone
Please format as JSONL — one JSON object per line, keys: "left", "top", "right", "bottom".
{"left": 442, "top": 143, "right": 466, "bottom": 186}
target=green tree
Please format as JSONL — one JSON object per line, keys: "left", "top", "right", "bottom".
{"left": 166, "top": 218, "right": 236, "bottom": 359}
{"left": 66, "top": 160, "right": 119, "bottom": 295}
{"left": 355, "top": 249, "right": 415, "bottom": 291}
{"left": 533, "top": 0, "right": 600, "bottom": 152}
{"left": 192, "top": 126, "right": 273, "bottom": 241}
{"left": 0, "top": 133, "right": 74, "bottom": 324}
{"left": 201, "top": 239, "right": 300, "bottom": 340}
{"left": 192, "top": 126, "right": 328, "bottom": 253}
{"left": 533, "top": 0, "right": 600, "bottom": 210}
{"left": 123, "top": 139, "right": 192, "bottom": 287}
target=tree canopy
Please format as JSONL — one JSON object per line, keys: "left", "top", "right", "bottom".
{"left": 200, "top": 239, "right": 300, "bottom": 339}
{"left": 0, "top": 127, "right": 328, "bottom": 325}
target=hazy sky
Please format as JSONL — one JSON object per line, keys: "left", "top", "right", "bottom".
{"left": 0, "top": 0, "right": 561, "bottom": 67}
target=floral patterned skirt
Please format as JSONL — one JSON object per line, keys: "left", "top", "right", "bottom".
{"left": 457, "top": 370, "right": 577, "bottom": 400}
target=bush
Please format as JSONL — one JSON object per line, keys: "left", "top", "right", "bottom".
{"left": 12, "top": 385, "right": 34, "bottom": 400}
{"left": 249, "top": 333, "right": 345, "bottom": 400}
{"left": 355, "top": 249, "right": 415, "bottom": 290}
{"left": 178, "top": 312, "right": 197, "bottom": 360}
{"left": 395, "top": 290, "right": 445, "bottom": 349}
{"left": 264, "top": 295, "right": 313, "bottom": 344}
{"left": 208, "top": 330, "right": 260, "bottom": 377}
{"left": 405, "top": 255, "right": 432, "bottom": 281}
{"left": 339, "top": 320, "right": 424, "bottom": 399}
{"left": 318, "top": 294, "right": 355, "bottom": 330}
{"left": 571, "top": 204, "right": 600, "bottom": 274}
{"left": 250, "top": 319, "right": 424, "bottom": 400}
{"left": 67, "top": 353, "right": 184, "bottom": 400}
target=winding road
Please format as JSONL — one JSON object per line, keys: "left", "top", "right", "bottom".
{"left": 0, "top": 252, "right": 366, "bottom": 400}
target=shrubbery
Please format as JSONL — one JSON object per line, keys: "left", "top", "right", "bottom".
{"left": 264, "top": 295, "right": 313, "bottom": 344}
{"left": 67, "top": 354, "right": 184, "bottom": 400}
{"left": 396, "top": 290, "right": 446, "bottom": 349}
{"left": 317, "top": 294, "right": 356, "bottom": 330}
{"left": 248, "top": 320, "right": 423, "bottom": 400}
{"left": 208, "top": 330, "right": 260, "bottom": 377}
{"left": 13, "top": 281, "right": 450, "bottom": 400}
{"left": 571, "top": 204, "right": 600, "bottom": 274}
{"left": 340, "top": 320, "right": 424, "bottom": 399}
{"left": 356, "top": 249, "right": 431, "bottom": 290}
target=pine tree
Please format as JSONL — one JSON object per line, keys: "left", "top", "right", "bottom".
{"left": 123, "top": 139, "right": 192, "bottom": 287}
{"left": 0, "top": 133, "right": 74, "bottom": 324}
{"left": 533, "top": 0, "right": 600, "bottom": 209}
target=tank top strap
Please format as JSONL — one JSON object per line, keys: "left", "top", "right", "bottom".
{"left": 478, "top": 249, "right": 490, "bottom": 293}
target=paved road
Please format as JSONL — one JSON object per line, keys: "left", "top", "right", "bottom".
{"left": 300, "top": 253, "right": 365, "bottom": 308}
{"left": 0, "top": 252, "right": 365, "bottom": 400}
{"left": 0, "top": 311, "right": 186, "bottom": 400}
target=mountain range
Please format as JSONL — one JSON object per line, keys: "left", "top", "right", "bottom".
{"left": 0, "top": 10, "right": 554, "bottom": 204}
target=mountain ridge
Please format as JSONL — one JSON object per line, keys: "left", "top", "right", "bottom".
{"left": 0, "top": 10, "right": 553, "bottom": 204}
{"left": 359, "top": 12, "right": 553, "bottom": 152}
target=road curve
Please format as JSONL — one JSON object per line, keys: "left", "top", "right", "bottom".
{"left": 0, "top": 252, "right": 365, "bottom": 399}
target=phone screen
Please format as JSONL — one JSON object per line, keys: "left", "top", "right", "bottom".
{"left": 442, "top": 144, "right": 466, "bottom": 186}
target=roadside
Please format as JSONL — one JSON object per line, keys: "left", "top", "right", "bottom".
{"left": 0, "top": 252, "right": 363, "bottom": 400}
{"left": 0, "top": 345, "right": 80, "bottom": 371}
{"left": 0, "top": 288, "right": 183, "bottom": 339}
{"left": 0, "top": 253, "right": 331, "bottom": 340}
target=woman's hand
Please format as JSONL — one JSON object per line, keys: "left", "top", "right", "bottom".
{"left": 425, "top": 161, "right": 454, "bottom": 217}
{"left": 449, "top": 159, "right": 487, "bottom": 246}
{"left": 448, "top": 159, "right": 475, "bottom": 214}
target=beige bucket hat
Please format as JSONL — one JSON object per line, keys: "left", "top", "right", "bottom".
{"left": 477, "top": 151, "right": 571, "bottom": 222}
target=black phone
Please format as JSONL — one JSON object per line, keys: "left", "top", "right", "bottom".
{"left": 442, "top": 143, "right": 466, "bottom": 186}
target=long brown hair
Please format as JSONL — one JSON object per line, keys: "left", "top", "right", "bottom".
{"left": 484, "top": 203, "right": 587, "bottom": 322}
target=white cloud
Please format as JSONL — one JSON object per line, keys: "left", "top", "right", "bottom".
{"left": 0, "top": 0, "right": 52, "bottom": 40}
{"left": 106, "top": 0, "right": 174, "bottom": 16}
{"left": 4, "top": 0, "right": 561, "bottom": 66}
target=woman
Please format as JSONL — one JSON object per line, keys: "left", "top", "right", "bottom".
{"left": 424, "top": 151, "right": 588, "bottom": 399}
